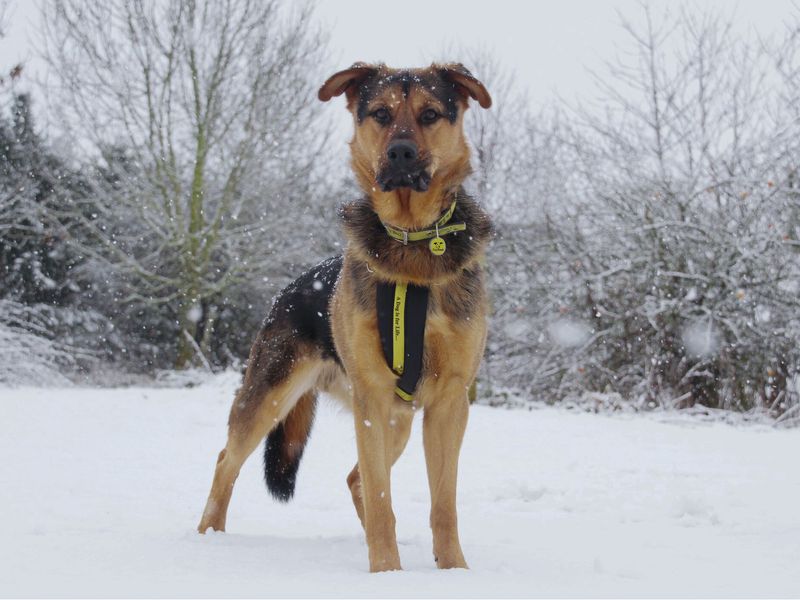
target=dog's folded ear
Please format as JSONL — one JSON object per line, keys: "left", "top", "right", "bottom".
{"left": 318, "top": 63, "right": 378, "bottom": 103}
{"left": 440, "top": 63, "right": 492, "bottom": 109}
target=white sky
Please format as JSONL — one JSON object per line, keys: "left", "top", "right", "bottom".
{"left": 313, "top": 0, "right": 797, "bottom": 104}
{"left": 1, "top": 0, "right": 797, "bottom": 111}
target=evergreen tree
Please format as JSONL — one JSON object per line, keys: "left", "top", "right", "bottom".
{"left": 0, "top": 93, "right": 87, "bottom": 305}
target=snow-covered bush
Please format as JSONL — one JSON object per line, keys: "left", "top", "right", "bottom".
{"left": 0, "top": 299, "right": 112, "bottom": 385}
{"left": 3, "top": 1, "right": 799, "bottom": 421}
{"left": 479, "top": 8, "right": 800, "bottom": 417}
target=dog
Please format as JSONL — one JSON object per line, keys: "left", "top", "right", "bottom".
{"left": 197, "top": 63, "right": 493, "bottom": 573}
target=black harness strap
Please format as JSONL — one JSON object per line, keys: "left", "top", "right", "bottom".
{"left": 376, "top": 281, "right": 429, "bottom": 401}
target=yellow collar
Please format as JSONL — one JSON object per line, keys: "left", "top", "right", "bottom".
{"left": 382, "top": 200, "right": 466, "bottom": 246}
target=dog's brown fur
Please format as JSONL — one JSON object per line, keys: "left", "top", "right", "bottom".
{"left": 198, "top": 63, "right": 493, "bottom": 572}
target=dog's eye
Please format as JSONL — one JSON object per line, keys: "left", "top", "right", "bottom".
{"left": 372, "top": 108, "right": 391, "bottom": 125}
{"left": 420, "top": 109, "right": 440, "bottom": 125}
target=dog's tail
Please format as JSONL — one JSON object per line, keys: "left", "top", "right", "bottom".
{"left": 263, "top": 391, "right": 317, "bottom": 502}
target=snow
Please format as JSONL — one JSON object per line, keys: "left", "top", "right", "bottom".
{"left": 682, "top": 319, "right": 721, "bottom": 358}
{"left": 546, "top": 318, "right": 591, "bottom": 348}
{"left": 1, "top": 374, "right": 799, "bottom": 597}
{"left": 186, "top": 304, "right": 204, "bottom": 324}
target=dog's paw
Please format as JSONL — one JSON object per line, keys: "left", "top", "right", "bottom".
{"left": 197, "top": 518, "right": 225, "bottom": 534}
{"left": 369, "top": 554, "right": 402, "bottom": 573}
{"left": 434, "top": 552, "right": 468, "bottom": 569}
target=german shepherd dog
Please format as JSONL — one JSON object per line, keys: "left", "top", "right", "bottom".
{"left": 198, "top": 63, "right": 493, "bottom": 572}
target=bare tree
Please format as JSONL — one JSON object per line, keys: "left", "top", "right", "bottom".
{"left": 542, "top": 5, "right": 800, "bottom": 412}
{"left": 0, "top": 0, "right": 8, "bottom": 38}
{"left": 470, "top": 6, "right": 800, "bottom": 418}
{"left": 42, "top": 0, "right": 332, "bottom": 367}
{"left": 0, "top": 0, "right": 25, "bottom": 87}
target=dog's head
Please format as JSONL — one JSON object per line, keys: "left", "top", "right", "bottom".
{"left": 319, "top": 63, "right": 491, "bottom": 226}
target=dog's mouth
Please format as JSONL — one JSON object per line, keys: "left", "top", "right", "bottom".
{"left": 376, "top": 165, "right": 432, "bottom": 193}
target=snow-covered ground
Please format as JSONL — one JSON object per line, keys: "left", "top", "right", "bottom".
{"left": 1, "top": 373, "right": 799, "bottom": 598}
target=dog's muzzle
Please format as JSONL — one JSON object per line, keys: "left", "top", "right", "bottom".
{"left": 377, "top": 140, "right": 431, "bottom": 192}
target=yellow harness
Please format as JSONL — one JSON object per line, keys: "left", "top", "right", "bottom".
{"left": 376, "top": 200, "right": 467, "bottom": 401}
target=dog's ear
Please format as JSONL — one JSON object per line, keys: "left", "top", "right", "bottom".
{"left": 440, "top": 63, "right": 492, "bottom": 109}
{"left": 318, "top": 63, "right": 378, "bottom": 103}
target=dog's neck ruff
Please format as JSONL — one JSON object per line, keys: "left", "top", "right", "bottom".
{"left": 381, "top": 200, "right": 466, "bottom": 250}
{"left": 339, "top": 187, "right": 492, "bottom": 286}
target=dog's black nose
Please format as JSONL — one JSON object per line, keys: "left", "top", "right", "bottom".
{"left": 386, "top": 140, "right": 418, "bottom": 170}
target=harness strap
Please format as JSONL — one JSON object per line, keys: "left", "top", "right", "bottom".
{"left": 376, "top": 281, "right": 429, "bottom": 401}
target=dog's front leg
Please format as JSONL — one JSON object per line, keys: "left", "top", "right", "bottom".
{"left": 423, "top": 389, "right": 469, "bottom": 569}
{"left": 352, "top": 383, "right": 402, "bottom": 572}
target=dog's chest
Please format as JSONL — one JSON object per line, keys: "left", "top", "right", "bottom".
{"left": 423, "top": 288, "right": 486, "bottom": 377}
{"left": 405, "top": 278, "right": 488, "bottom": 391}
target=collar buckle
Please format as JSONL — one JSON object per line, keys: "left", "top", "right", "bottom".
{"left": 402, "top": 230, "right": 408, "bottom": 245}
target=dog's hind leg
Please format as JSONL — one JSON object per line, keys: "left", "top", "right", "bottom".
{"left": 198, "top": 334, "right": 321, "bottom": 533}
{"left": 346, "top": 409, "right": 413, "bottom": 529}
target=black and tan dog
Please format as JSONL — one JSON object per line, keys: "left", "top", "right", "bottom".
{"left": 198, "top": 63, "right": 493, "bottom": 572}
